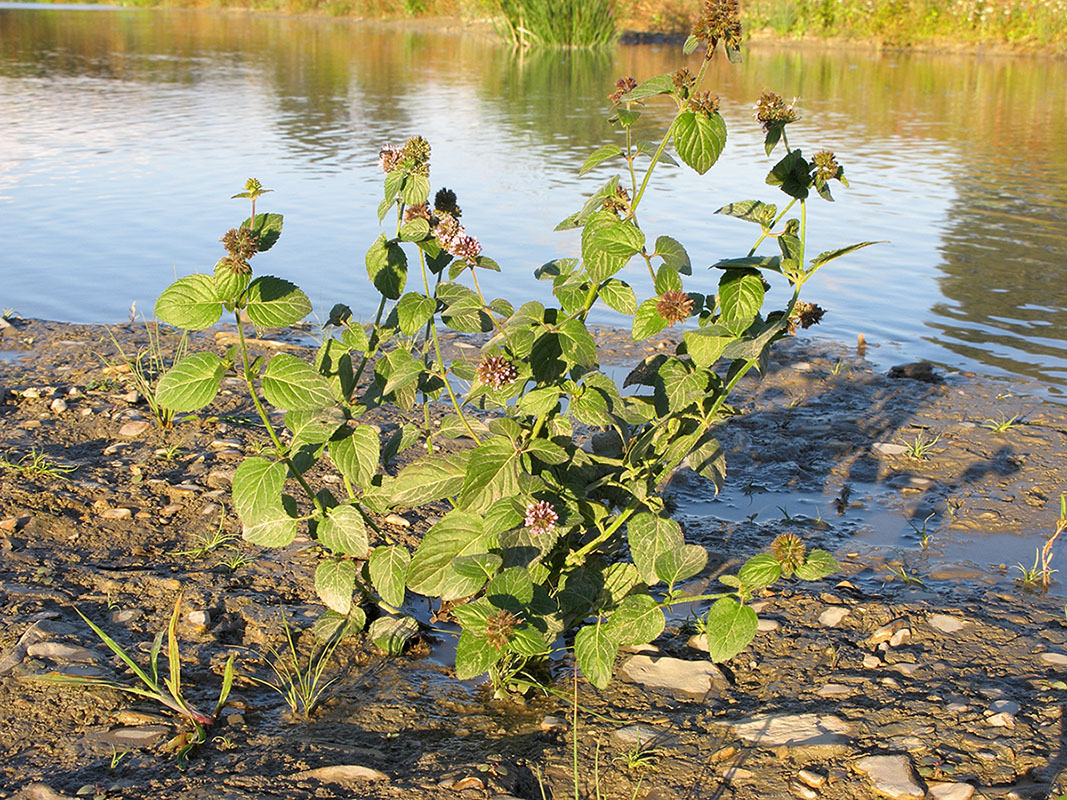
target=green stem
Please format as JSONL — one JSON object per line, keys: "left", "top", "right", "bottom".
{"left": 566, "top": 503, "right": 639, "bottom": 567}
{"left": 350, "top": 296, "right": 388, "bottom": 390}
{"left": 658, "top": 590, "right": 734, "bottom": 608}
{"left": 746, "top": 198, "right": 798, "bottom": 257}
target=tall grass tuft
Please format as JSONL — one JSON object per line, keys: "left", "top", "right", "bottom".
{"left": 490, "top": 0, "right": 618, "bottom": 48}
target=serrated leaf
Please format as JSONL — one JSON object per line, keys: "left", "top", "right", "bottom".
{"left": 654, "top": 543, "right": 708, "bottom": 586}
{"left": 458, "top": 437, "right": 522, "bottom": 512}
{"left": 683, "top": 327, "right": 734, "bottom": 369}
{"left": 329, "top": 425, "right": 380, "bottom": 487}
{"left": 620, "top": 72, "right": 674, "bottom": 102}
{"left": 794, "top": 549, "right": 839, "bottom": 581}
{"left": 244, "top": 277, "right": 311, "bottom": 328}
{"left": 390, "top": 451, "right": 469, "bottom": 507}
{"left": 400, "top": 173, "right": 430, "bottom": 206}
{"left": 579, "top": 144, "right": 623, "bottom": 176}
{"left": 810, "top": 241, "right": 883, "bottom": 268}
{"left": 605, "top": 594, "right": 665, "bottom": 646}
{"left": 261, "top": 353, "right": 336, "bottom": 411}
{"left": 241, "top": 508, "right": 298, "bottom": 548}
{"left": 738, "top": 553, "right": 782, "bottom": 592}
{"left": 632, "top": 298, "right": 669, "bottom": 341}
{"left": 406, "top": 510, "right": 495, "bottom": 600}
{"left": 654, "top": 263, "right": 683, "bottom": 295}
{"left": 683, "top": 33, "right": 699, "bottom": 53}
{"left": 395, "top": 292, "right": 436, "bottom": 336}
{"left": 399, "top": 217, "right": 430, "bottom": 242}
{"left": 590, "top": 221, "right": 645, "bottom": 259}
{"left": 315, "top": 559, "right": 357, "bottom": 614}
{"left": 766, "top": 149, "right": 812, "bottom": 200}
{"left": 719, "top": 269, "right": 765, "bottom": 333}
{"left": 636, "top": 140, "right": 678, "bottom": 166}
{"left": 155, "top": 274, "right": 222, "bottom": 330}
{"left": 558, "top": 318, "right": 597, "bottom": 368}
{"left": 286, "top": 407, "right": 346, "bottom": 449}
{"left": 715, "top": 200, "right": 778, "bottom": 227}
{"left": 628, "top": 513, "right": 683, "bottom": 585}
{"left": 674, "top": 110, "right": 727, "bottom": 175}
{"left": 516, "top": 387, "right": 561, "bottom": 417}
{"left": 711, "top": 255, "right": 783, "bottom": 272}
{"left": 155, "top": 352, "right": 225, "bottom": 412}
{"left": 366, "top": 233, "right": 407, "bottom": 300}
{"left": 453, "top": 552, "right": 504, "bottom": 582}
{"left": 526, "top": 438, "right": 568, "bottom": 465}
{"left": 575, "top": 622, "right": 617, "bottom": 689}
{"left": 582, "top": 210, "right": 629, "bottom": 284}
{"left": 655, "top": 235, "right": 691, "bottom": 275}
{"left": 599, "top": 278, "right": 637, "bottom": 315}
{"left": 312, "top": 608, "right": 366, "bottom": 642}
{"left": 455, "top": 630, "right": 500, "bottom": 679}
{"left": 240, "top": 212, "right": 283, "bottom": 252}
{"left": 369, "top": 615, "right": 419, "bottom": 655}
{"left": 702, "top": 597, "right": 758, "bottom": 663}
{"left": 233, "top": 457, "right": 286, "bottom": 521}
{"left": 318, "top": 505, "right": 369, "bottom": 558}
{"left": 368, "top": 545, "right": 410, "bottom": 608}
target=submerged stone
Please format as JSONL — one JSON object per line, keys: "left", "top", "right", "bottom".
{"left": 729, "top": 712, "right": 853, "bottom": 751}
{"left": 618, "top": 654, "right": 727, "bottom": 697}
{"left": 854, "top": 754, "right": 924, "bottom": 800}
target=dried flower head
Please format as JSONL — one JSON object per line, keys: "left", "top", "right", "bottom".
{"left": 434, "top": 188, "right": 462, "bottom": 219}
{"left": 691, "top": 0, "right": 742, "bottom": 58}
{"left": 404, "top": 203, "right": 432, "bottom": 223}
{"left": 786, "top": 300, "right": 826, "bottom": 334}
{"left": 524, "top": 500, "right": 559, "bottom": 536}
{"left": 477, "top": 355, "right": 518, "bottom": 391}
{"left": 673, "top": 67, "right": 696, "bottom": 96}
{"left": 770, "top": 532, "right": 806, "bottom": 577}
{"left": 221, "top": 227, "right": 259, "bottom": 261}
{"left": 603, "top": 185, "right": 631, "bottom": 214}
{"left": 378, "top": 143, "right": 403, "bottom": 174}
{"left": 688, "top": 91, "right": 721, "bottom": 118}
{"left": 608, "top": 76, "right": 638, "bottom": 105}
{"left": 218, "top": 256, "right": 251, "bottom": 276}
{"left": 485, "top": 609, "right": 520, "bottom": 650}
{"left": 754, "top": 90, "right": 798, "bottom": 132}
{"left": 656, "top": 290, "right": 694, "bottom": 325}
{"left": 812, "top": 150, "right": 841, "bottom": 183}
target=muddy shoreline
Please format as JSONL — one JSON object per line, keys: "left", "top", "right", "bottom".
{"left": 2, "top": 317, "right": 1067, "bottom": 800}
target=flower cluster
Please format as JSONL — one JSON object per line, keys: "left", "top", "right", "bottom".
{"left": 378, "top": 136, "right": 432, "bottom": 176}
{"left": 404, "top": 203, "right": 432, "bottom": 223}
{"left": 787, "top": 300, "right": 826, "bottom": 334}
{"left": 656, "top": 290, "right": 694, "bottom": 325}
{"left": 770, "top": 533, "right": 806, "bottom": 578}
{"left": 603, "top": 185, "right": 631, "bottom": 214}
{"left": 691, "top": 0, "right": 743, "bottom": 57}
{"left": 434, "top": 214, "right": 482, "bottom": 262}
{"left": 672, "top": 67, "right": 696, "bottom": 97}
{"left": 688, "top": 91, "right": 721, "bottom": 119}
{"left": 378, "top": 143, "right": 403, "bottom": 174}
{"left": 485, "top": 609, "right": 520, "bottom": 650}
{"left": 476, "top": 355, "right": 518, "bottom": 391}
{"left": 754, "top": 90, "right": 799, "bottom": 132}
{"left": 524, "top": 500, "right": 558, "bottom": 536}
{"left": 221, "top": 227, "right": 259, "bottom": 261}
{"left": 434, "top": 188, "right": 462, "bottom": 219}
{"left": 608, "top": 76, "right": 638, "bottom": 105}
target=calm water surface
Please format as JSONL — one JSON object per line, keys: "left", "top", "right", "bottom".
{"left": 2, "top": 4, "right": 1067, "bottom": 395}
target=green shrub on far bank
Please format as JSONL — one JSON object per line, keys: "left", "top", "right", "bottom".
{"left": 488, "top": 0, "right": 618, "bottom": 48}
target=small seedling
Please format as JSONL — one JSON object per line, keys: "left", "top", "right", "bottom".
{"left": 173, "top": 517, "right": 240, "bottom": 559}
{"left": 899, "top": 431, "right": 941, "bottom": 461}
{"left": 1013, "top": 552, "right": 1046, "bottom": 590}
{"left": 104, "top": 321, "right": 188, "bottom": 429}
{"left": 218, "top": 551, "right": 255, "bottom": 573}
{"left": 212, "top": 735, "right": 237, "bottom": 751}
{"left": 0, "top": 448, "right": 77, "bottom": 479}
{"left": 156, "top": 445, "right": 183, "bottom": 462}
{"left": 982, "top": 413, "right": 1022, "bottom": 434}
{"left": 887, "top": 564, "right": 925, "bottom": 587}
{"left": 108, "top": 746, "right": 131, "bottom": 770}
{"left": 907, "top": 512, "right": 937, "bottom": 550}
{"left": 828, "top": 359, "right": 848, "bottom": 376}
{"left": 243, "top": 614, "right": 343, "bottom": 718}
{"left": 615, "top": 738, "right": 660, "bottom": 773}
{"left": 36, "top": 594, "right": 235, "bottom": 767}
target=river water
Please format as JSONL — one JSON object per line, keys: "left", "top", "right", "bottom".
{"left": 2, "top": 4, "right": 1067, "bottom": 395}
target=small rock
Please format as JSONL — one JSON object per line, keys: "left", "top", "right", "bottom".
{"left": 986, "top": 712, "right": 1015, "bottom": 728}
{"left": 67, "top": 387, "right": 83, "bottom": 398}
{"left": 711, "top": 745, "right": 737, "bottom": 762}
{"left": 928, "top": 614, "right": 969, "bottom": 634}
{"left": 160, "top": 504, "right": 182, "bottom": 518}
{"left": 721, "top": 767, "right": 756, "bottom": 783}
{"left": 863, "top": 655, "right": 882, "bottom": 669}
{"left": 619, "top": 654, "right": 728, "bottom": 697}
{"left": 793, "top": 362, "right": 814, "bottom": 373}
{"left": 1038, "top": 652, "right": 1067, "bottom": 667}
{"left": 16, "top": 784, "right": 77, "bottom": 800}
{"left": 868, "top": 618, "right": 909, "bottom": 645}
{"left": 819, "top": 607, "right": 850, "bottom": 628}
{"left": 613, "top": 724, "right": 675, "bottom": 748}
{"left": 888, "top": 475, "right": 935, "bottom": 490}
{"left": 206, "top": 468, "right": 235, "bottom": 488}
{"left": 854, "top": 755, "right": 925, "bottom": 800}
{"left": 927, "top": 782, "right": 975, "bottom": 800}
{"left": 106, "top": 725, "right": 172, "bottom": 744}
{"left": 25, "top": 642, "right": 100, "bottom": 662}
{"left": 451, "top": 776, "right": 485, "bottom": 792}
{"left": 297, "top": 765, "right": 389, "bottom": 783}
{"left": 187, "top": 610, "right": 211, "bottom": 628}
{"left": 540, "top": 715, "right": 566, "bottom": 731}
{"left": 988, "top": 700, "right": 1019, "bottom": 715}
{"left": 21, "top": 387, "right": 42, "bottom": 399}
{"left": 817, "top": 683, "right": 853, "bottom": 697}
{"left": 758, "top": 618, "right": 781, "bottom": 632}
{"left": 119, "top": 420, "right": 151, "bottom": 437}
{"left": 872, "top": 442, "right": 909, "bottom": 456}
{"left": 730, "top": 713, "right": 853, "bottom": 751}
{"left": 798, "top": 769, "right": 827, "bottom": 789}
{"left": 100, "top": 507, "right": 133, "bottom": 520}
{"left": 210, "top": 439, "right": 242, "bottom": 450}
{"left": 384, "top": 513, "right": 411, "bottom": 528}
{"left": 888, "top": 362, "right": 942, "bottom": 382}
{"left": 49, "top": 398, "right": 68, "bottom": 414}
{"left": 789, "top": 780, "right": 818, "bottom": 799}
{"left": 121, "top": 390, "right": 141, "bottom": 404}
{"left": 889, "top": 662, "right": 922, "bottom": 677}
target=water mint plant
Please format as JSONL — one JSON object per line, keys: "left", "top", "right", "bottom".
{"left": 151, "top": 4, "right": 875, "bottom": 695}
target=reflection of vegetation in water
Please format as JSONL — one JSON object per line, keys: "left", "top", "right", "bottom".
{"left": 488, "top": 0, "right": 617, "bottom": 48}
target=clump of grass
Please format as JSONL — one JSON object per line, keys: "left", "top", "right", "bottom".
{"left": 1017, "top": 494, "right": 1067, "bottom": 591}
{"left": 899, "top": 431, "right": 941, "bottom": 461}
{"left": 982, "top": 412, "right": 1023, "bottom": 433}
{"left": 243, "top": 615, "right": 344, "bottom": 718}
{"left": 490, "top": 0, "right": 618, "bottom": 48}
{"left": 105, "top": 320, "right": 188, "bottom": 429}
{"left": 0, "top": 448, "right": 77, "bottom": 479}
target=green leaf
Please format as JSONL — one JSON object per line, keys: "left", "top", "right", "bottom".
{"left": 794, "top": 549, "right": 839, "bottom": 581}
{"left": 702, "top": 597, "right": 758, "bottom": 663}
{"left": 406, "top": 510, "right": 496, "bottom": 600}
{"left": 399, "top": 217, "right": 430, "bottom": 242}
{"left": 455, "top": 630, "right": 500, "bottom": 679}
{"left": 655, "top": 235, "right": 691, "bottom": 275}
{"left": 525, "top": 438, "right": 569, "bottom": 465}
{"left": 517, "top": 387, "right": 561, "bottom": 417}
{"left": 766, "top": 149, "right": 812, "bottom": 200}
{"left": 605, "top": 595, "right": 665, "bottom": 646}
{"left": 683, "top": 33, "right": 699, "bottom": 54}
{"left": 810, "top": 241, "right": 883, "bottom": 269}
{"left": 453, "top": 553, "right": 504, "bottom": 583}
{"left": 315, "top": 559, "right": 357, "bottom": 614}
{"left": 715, "top": 200, "right": 777, "bottom": 227}
{"left": 366, "top": 233, "right": 407, "bottom": 300}
{"left": 579, "top": 144, "right": 624, "bottom": 176}
{"left": 318, "top": 505, "right": 369, "bottom": 558}
{"left": 155, "top": 274, "right": 222, "bottom": 331}
{"left": 329, "top": 425, "right": 380, "bottom": 488}
{"left": 628, "top": 513, "right": 683, "bottom": 585}
{"left": 213, "top": 260, "right": 250, "bottom": 304}
{"left": 711, "top": 255, "right": 783, "bottom": 273}
{"left": 620, "top": 72, "right": 674, "bottom": 101}
{"left": 636, "top": 140, "right": 678, "bottom": 167}
{"left": 738, "top": 553, "right": 781, "bottom": 592}
{"left": 400, "top": 173, "right": 430, "bottom": 206}
{"left": 155, "top": 352, "right": 225, "bottom": 412}
{"left": 655, "top": 543, "right": 708, "bottom": 586}
{"left": 241, "top": 507, "right": 298, "bottom": 547}
{"left": 369, "top": 615, "right": 419, "bottom": 655}
{"left": 458, "top": 437, "right": 522, "bottom": 513}
{"left": 599, "top": 278, "right": 637, "bottom": 315}
{"left": 591, "top": 221, "right": 645, "bottom": 259}
{"left": 674, "top": 110, "right": 727, "bottom": 175}
{"left": 244, "top": 277, "right": 311, "bottom": 328}
{"left": 286, "top": 407, "right": 346, "bottom": 449}
{"left": 632, "top": 298, "right": 669, "bottom": 341}
{"left": 582, "top": 210, "right": 629, "bottom": 284}
{"left": 688, "top": 433, "right": 726, "bottom": 493}
{"left": 718, "top": 269, "right": 765, "bottom": 333}
{"left": 683, "top": 327, "right": 734, "bottom": 369}
{"left": 558, "top": 318, "right": 597, "bottom": 368}
{"left": 233, "top": 457, "right": 286, "bottom": 522}
{"left": 395, "top": 292, "right": 436, "bottom": 336}
{"left": 312, "top": 608, "right": 366, "bottom": 641}
{"left": 241, "top": 212, "right": 283, "bottom": 252}
{"left": 390, "top": 452, "right": 469, "bottom": 507}
{"left": 614, "top": 108, "right": 641, "bottom": 127}
{"left": 261, "top": 353, "right": 336, "bottom": 411}
{"left": 654, "top": 263, "right": 683, "bottom": 295}
{"left": 368, "top": 545, "right": 410, "bottom": 608}
{"left": 575, "top": 622, "right": 617, "bottom": 689}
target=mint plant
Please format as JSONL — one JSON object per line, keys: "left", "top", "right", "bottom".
{"left": 152, "top": 0, "right": 875, "bottom": 695}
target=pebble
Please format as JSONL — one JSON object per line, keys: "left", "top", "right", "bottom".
{"left": 619, "top": 654, "right": 728, "bottom": 696}
{"left": 816, "top": 683, "right": 853, "bottom": 697}
{"left": 25, "top": 642, "right": 100, "bottom": 662}
{"left": 710, "top": 745, "right": 737, "bottom": 762}
{"left": 49, "top": 398, "right": 67, "bottom": 413}
{"left": 450, "top": 776, "right": 485, "bottom": 792}
{"left": 121, "top": 390, "right": 140, "bottom": 404}
{"left": 863, "top": 655, "right": 882, "bottom": 668}
{"left": 720, "top": 767, "right": 756, "bottom": 783}
{"left": 160, "top": 504, "right": 182, "bottom": 518}
{"left": 868, "top": 618, "right": 910, "bottom": 645}
{"left": 15, "top": 784, "right": 76, "bottom": 800}
{"left": 119, "top": 420, "right": 151, "bottom": 437}
{"left": 757, "top": 617, "right": 781, "bottom": 632}
{"left": 986, "top": 712, "right": 1015, "bottom": 728}
{"left": 384, "top": 513, "right": 411, "bottom": 528}
{"left": 797, "top": 769, "right": 827, "bottom": 789}
{"left": 296, "top": 765, "right": 389, "bottom": 783}
{"left": 729, "top": 712, "right": 852, "bottom": 750}
{"left": 792, "top": 362, "right": 813, "bottom": 372}
{"left": 100, "top": 507, "right": 133, "bottom": 520}
{"left": 989, "top": 699, "right": 1019, "bottom": 714}
{"left": 187, "top": 610, "right": 211, "bottom": 628}
{"left": 1038, "top": 652, "right": 1067, "bottom": 667}
{"left": 21, "top": 387, "right": 42, "bottom": 399}
{"left": 540, "top": 715, "right": 566, "bottom": 731}
{"left": 928, "top": 613, "right": 969, "bottom": 634}
{"left": 106, "top": 725, "right": 172, "bottom": 744}
{"left": 887, "top": 474, "right": 935, "bottom": 490}
{"left": 789, "top": 780, "right": 819, "bottom": 799}
{"left": 872, "top": 442, "right": 909, "bottom": 456}
{"left": 854, "top": 755, "right": 925, "bottom": 800}
{"left": 927, "top": 782, "right": 976, "bottom": 800}
{"left": 612, "top": 723, "right": 675, "bottom": 748}
{"left": 819, "top": 607, "right": 850, "bottom": 627}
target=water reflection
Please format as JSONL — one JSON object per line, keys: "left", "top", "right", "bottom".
{"left": 1, "top": 6, "right": 1066, "bottom": 395}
